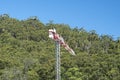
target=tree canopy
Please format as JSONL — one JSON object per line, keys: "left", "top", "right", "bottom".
{"left": 0, "top": 14, "right": 120, "bottom": 80}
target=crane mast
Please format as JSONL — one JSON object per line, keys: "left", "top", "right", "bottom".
{"left": 55, "top": 41, "right": 61, "bottom": 80}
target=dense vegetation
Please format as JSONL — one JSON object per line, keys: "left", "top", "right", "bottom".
{"left": 0, "top": 14, "right": 120, "bottom": 80}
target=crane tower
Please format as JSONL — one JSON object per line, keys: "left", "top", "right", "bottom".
{"left": 49, "top": 28, "right": 75, "bottom": 80}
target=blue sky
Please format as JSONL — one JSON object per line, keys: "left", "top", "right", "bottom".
{"left": 0, "top": 0, "right": 120, "bottom": 39}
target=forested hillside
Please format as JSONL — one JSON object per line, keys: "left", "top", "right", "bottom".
{"left": 0, "top": 14, "right": 120, "bottom": 80}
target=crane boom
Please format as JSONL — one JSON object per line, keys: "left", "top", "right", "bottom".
{"left": 49, "top": 28, "right": 75, "bottom": 55}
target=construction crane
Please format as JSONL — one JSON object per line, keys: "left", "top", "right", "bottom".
{"left": 49, "top": 28, "right": 75, "bottom": 80}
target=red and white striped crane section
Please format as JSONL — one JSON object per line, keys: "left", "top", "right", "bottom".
{"left": 49, "top": 28, "right": 75, "bottom": 55}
